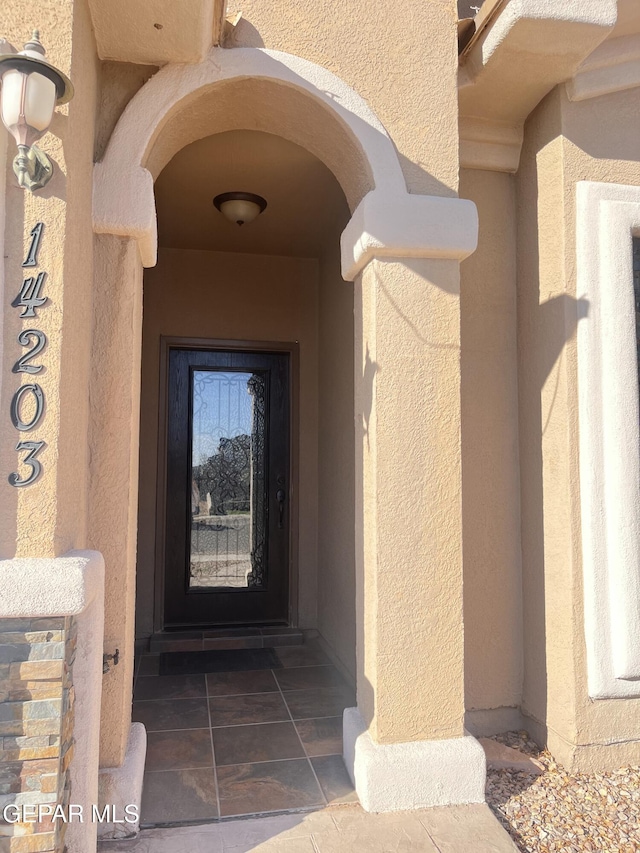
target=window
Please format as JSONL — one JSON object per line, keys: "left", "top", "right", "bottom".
{"left": 577, "top": 182, "right": 640, "bottom": 699}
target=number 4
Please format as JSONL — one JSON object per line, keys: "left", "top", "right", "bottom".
{"left": 11, "top": 272, "right": 48, "bottom": 318}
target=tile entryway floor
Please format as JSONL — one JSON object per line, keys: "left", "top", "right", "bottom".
{"left": 133, "top": 641, "right": 358, "bottom": 825}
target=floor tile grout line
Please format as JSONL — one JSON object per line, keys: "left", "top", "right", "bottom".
{"left": 139, "top": 713, "right": 346, "bottom": 734}
{"left": 144, "top": 752, "right": 342, "bottom": 774}
{"left": 137, "top": 675, "right": 337, "bottom": 690}
{"left": 218, "top": 754, "right": 331, "bottom": 770}
{"left": 143, "top": 763, "right": 216, "bottom": 774}
{"left": 137, "top": 684, "right": 280, "bottom": 699}
{"left": 205, "top": 670, "right": 222, "bottom": 819}
{"left": 207, "top": 687, "right": 281, "bottom": 698}
{"left": 273, "top": 667, "right": 329, "bottom": 808}
{"left": 133, "top": 695, "right": 210, "bottom": 704}
{"left": 141, "top": 725, "right": 211, "bottom": 734}
{"left": 136, "top": 655, "right": 333, "bottom": 674}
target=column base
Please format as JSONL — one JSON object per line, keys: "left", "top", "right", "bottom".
{"left": 97, "top": 722, "right": 147, "bottom": 839}
{"left": 343, "top": 708, "right": 486, "bottom": 812}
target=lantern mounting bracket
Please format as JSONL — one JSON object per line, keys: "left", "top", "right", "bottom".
{"left": 13, "top": 143, "right": 53, "bottom": 192}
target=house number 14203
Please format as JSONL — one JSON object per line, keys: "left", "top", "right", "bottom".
{"left": 8, "top": 223, "right": 47, "bottom": 488}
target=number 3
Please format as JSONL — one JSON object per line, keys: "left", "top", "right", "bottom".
{"left": 9, "top": 441, "right": 46, "bottom": 487}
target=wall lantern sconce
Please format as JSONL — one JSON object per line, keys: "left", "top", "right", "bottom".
{"left": 0, "top": 31, "right": 74, "bottom": 192}
{"left": 213, "top": 192, "right": 267, "bottom": 226}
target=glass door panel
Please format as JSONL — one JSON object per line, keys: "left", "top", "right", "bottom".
{"left": 190, "top": 371, "right": 267, "bottom": 590}
{"left": 163, "top": 346, "right": 290, "bottom": 627}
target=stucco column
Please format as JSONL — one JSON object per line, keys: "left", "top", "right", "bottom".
{"left": 88, "top": 235, "right": 146, "bottom": 837}
{"left": 341, "top": 191, "right": 486, "bottom": 811}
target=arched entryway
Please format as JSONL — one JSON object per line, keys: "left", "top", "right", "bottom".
{"left": 91, "top": 45, "right": 482, "bottom": 822}
{"left": 138, "top": 127, "right": 353, "bottom": 636}
{"left": 131, "top": 126, "right": 358, "bottom": 820}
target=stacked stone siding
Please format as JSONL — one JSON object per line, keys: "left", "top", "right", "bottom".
{"left": 0, "top": 617, "right": 77, "bottom": 853}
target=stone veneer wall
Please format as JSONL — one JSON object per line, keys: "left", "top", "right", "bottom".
{"left": 0, "top": 617, "right": 77, "bottom": 853}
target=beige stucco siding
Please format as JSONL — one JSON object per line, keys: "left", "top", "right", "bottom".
{"left": 231, "top": 0, "right": 460, "bottom": 199}
{"left": 460, "top": 168, "right": 522, "bottom": 718}
{"left": 559, "top": 86, "right": 640, "bottom": 766}
{"left": 517, "top": 85, "right": 640, "bottom": 770}
{"left": 317, "top": 246, "right": 356, "bottom": 680}
{"left": 0, "top": 0, "right": 99, "bottom": 558}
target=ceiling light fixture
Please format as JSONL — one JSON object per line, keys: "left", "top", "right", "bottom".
{"left": 213, "top": 192, "right": 267, "bottom": 226}
{"left": 0, "top": 31, "right": 74, "bottom": 192}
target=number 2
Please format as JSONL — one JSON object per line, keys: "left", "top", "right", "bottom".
{"left": 13, "top": 329, "right": 46, "bottom": 375}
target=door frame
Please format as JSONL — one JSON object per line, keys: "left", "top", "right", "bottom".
{"left": 153, "top": 336, "right": 300, "bottom": 633}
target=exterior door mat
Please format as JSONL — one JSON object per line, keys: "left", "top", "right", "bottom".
{"left": 159, "top": 647, "right": 282, "bottom": 675}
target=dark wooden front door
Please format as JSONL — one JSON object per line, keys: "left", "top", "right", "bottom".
{"left": 163, "top": 346, "right": 290, "bottom": 627}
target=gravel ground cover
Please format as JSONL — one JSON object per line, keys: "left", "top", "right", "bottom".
{"left": 485, "top": 732, "right": 640, "bottom": 853}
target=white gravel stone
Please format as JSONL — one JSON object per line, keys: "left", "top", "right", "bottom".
{"left": 485, "top": 732, "right": 640, "bottom": 853}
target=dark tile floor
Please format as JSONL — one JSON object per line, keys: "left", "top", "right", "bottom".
{"left": 146, "top": 627, "right": 304, "bottom": 654}
{"left": 133, "top": 641, "right": 359, "bottom": 826}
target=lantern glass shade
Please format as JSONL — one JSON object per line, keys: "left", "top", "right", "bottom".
{"left": 0, "top": 67, "right": 57, "bottom": 147}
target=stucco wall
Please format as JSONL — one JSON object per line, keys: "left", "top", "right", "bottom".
{"left": 90, "top": 235, "right": 142, "bottom": 767}
{"left": 94, "top": 61, "right": 158, "bottom": 162}
{"left": 0, "top": 0, "right": 99, "bottom": 559}
{"left": 517, "top": 88, "right": 581, "bottom": 765}
{"left": 355, "top": 256, "right": 466, "bottom": 743}
{"left": 136, "top": 248, "right": 320, "bottom": 637}
{"left": 229, "top": 0, "right": 459, "bottom": 199}
{"left": 560, "top": 85, "right": 640, "bottom": 767}
{"left": 317, "top": 245, "right": 356, "bottom": 681}
{"left": 459, "top": 168, "right": 522, "bottom": 724}
{"left": 517, "top": 85, "right": 640, "bottom": 770}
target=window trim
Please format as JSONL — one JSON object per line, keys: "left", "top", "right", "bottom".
{"left": 577, "top": 180, "right": 640, "bottom": 698}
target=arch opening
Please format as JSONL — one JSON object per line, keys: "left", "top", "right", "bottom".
{"left": 93, "top": 48, "right": 409, "bottom": 268}
{"left": 144, "top": 77, "right": 376, "bottom": 214}
{"left": 135, "top": 129, "right": 357, "bottom": 741}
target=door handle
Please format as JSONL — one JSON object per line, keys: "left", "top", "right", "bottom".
{"left": 276, "top": 488, "right": 286, "bottom": 529}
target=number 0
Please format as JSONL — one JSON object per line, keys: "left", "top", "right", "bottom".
{"left": 10, "top": 383, "right": 45, "bottom": 431}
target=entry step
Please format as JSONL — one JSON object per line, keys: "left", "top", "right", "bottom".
{"left": 148, "top": 627, "right": 304, "bottom": 654}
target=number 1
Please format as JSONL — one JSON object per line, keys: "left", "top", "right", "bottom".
{"left": 22, "top": 222, "right": 44, "bottom": 268}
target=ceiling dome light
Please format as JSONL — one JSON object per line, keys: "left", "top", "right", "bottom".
{"left": 213, "top": 192, "right": 267, "bottom": 226}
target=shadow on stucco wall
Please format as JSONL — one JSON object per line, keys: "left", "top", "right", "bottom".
{"left": 517, "top": 165, "right": 590, "bottom": 750}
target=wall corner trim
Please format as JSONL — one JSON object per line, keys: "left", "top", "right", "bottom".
{"left": 343, "top": 707, "right": 486, "bottom": 811}
{"left": 340, "top": 191, "right": 479, "bottom": 281}
{"left": 577, "top": 180, "right": 640, "bottom": 699}
{"left": 0, "top": 550, "right": 104, "bottom": 617}
{"left": 98, "top": 723, "right": 147, "bottom": 840}
{"left": 459, "top": 117, "right": 523, "bottom": 173}
{"left": 568, "top": 33, "right": 640, "bottom": 103}
{"left": 0, "top": 551, "right": 105, "bottom": 853}
{"left": 93, "top": 163, "right": 157, "bottom": 267}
